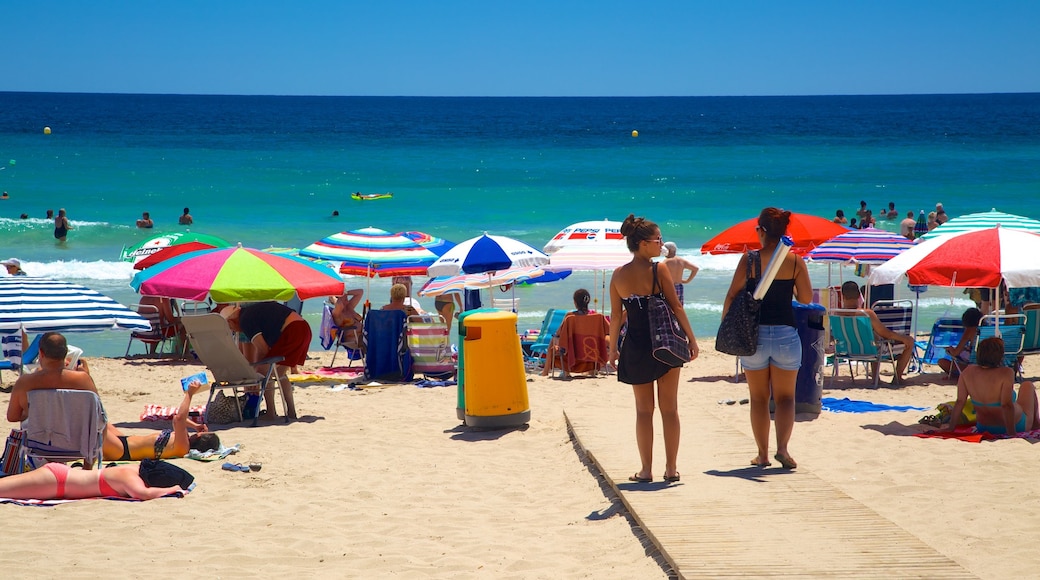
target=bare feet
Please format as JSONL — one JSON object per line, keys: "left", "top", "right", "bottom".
{"left": 774, "top": 453, "right": 797, "bottom": 470}
{"left": 750, "top": 457, "right": 772, "bottom": 467}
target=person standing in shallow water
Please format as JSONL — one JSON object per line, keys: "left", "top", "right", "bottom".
{"left": 608, "top": 214, "right": 697, "bottom": 485}
{"left": 54, "top": 208, "right": 72, "bottom": 243}
{"left": 722, "top": 207, "right": 812, "bottom": 470}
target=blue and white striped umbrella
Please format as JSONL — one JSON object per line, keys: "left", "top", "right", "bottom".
{"left": 426, "top": 233, "right": 549, "bottom": 277}
{"left": 0, "top": 277, "right": 150, "bottom": 333}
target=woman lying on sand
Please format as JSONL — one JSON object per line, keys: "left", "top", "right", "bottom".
{"left": 0, "top": 459, "right": 194, "bottom": 501}
{"left": 103, "top": 380, "right": 219, "bottom": 461}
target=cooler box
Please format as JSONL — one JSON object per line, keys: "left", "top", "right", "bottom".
{"left": 459, "top": 310, "right": 530, "bottom": 428}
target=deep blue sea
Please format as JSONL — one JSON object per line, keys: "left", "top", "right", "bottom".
{"left": 2, "top": 92, "right": 1039, "bottom": 356}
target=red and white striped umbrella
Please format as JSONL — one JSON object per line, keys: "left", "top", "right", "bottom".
{"left": 869, "top": 227, "right": 1040, "bottom": 288}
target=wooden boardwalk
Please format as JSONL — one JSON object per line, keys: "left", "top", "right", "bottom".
{"left": 565, "top": 405, "right": 976, "bottom": 579}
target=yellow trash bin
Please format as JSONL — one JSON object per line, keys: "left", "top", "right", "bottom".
{"left": 461, "top": 310, "right": 530, "bottom": 428}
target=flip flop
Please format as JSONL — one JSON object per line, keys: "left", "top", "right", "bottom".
{"left": 222, "top": 462, "right": 249, "bottom": 473}
{"left": 774, "top": 454, "right": 797, "bottom": 470}
{"left": 628, "top": 473, "right": 652, "bottom": 483}
{"left": 248, "top": 462, "right": 263, "bottom": 472}
{"left": 663, "top": 473, "right": 681, "bottom": 483}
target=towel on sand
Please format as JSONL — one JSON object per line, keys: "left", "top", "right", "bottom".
{"left": 141, "top": 404, "right": 206, "bottom": 422}
{"left": 187, "top": 443, "right": 240, "bottom": 461}
{"left": 915, "top": 426, "right": 1040, "bottom": 443}
{"left": 289, "top": 368, "right": 364, "bottom": 383}
{"left": 0, "top": 486, "right": 191, "bottom": 507}
{"left": 821, "top": 397, "right": 928, "bottom": 413}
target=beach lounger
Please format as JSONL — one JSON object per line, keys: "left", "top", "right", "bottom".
{"left": 21, "top": 389, "right": 107, "bottom": 470}
{"left": 363, "top": 310, "right": 412, "bottom": 382}
{"left": 180, "top": 314, "right": 284, "bottom": 426}
{"left": 828, "top": 310, "right": 898, "bottom": 387}
{"left": 493, "top": 297, "right": 520, "bottom": 313}
{"left": 406, "top": 314, "right": 455, "bottom": 380}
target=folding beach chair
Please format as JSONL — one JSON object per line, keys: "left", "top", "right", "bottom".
{"left": 406, "top": 314, "right": 455, "bottom": 380}
{"left": 545, "top": 313, "right": 609, "bottom": 378}
{"left": 319, "top": 302, "right": 363, "bottom": 369}
{"left": 921, "top": 317, "right": 965, "bottom": 369}
{"left": 953, "top": 314, "right": 1026, "bottom": 377}
{"left": 21, "top": 389, "right": 107, "bottom": 470}
{"left": 0, "top": 330, "right": 22, "bottom": 382}
{"left": 872, "top": 299, "right": 917, "bottom": 372}
{"left": 1019, "top": 304, "right": 1040, "bottom": 360}
{"left": 828, "top": 310, "right": 898, "bottom": 387}
{"left": 180, "top": 314, "right": 284, "bottom": 426}
{"left": 363, "top": 309, "right": 412, "bottom": 382}
{"left": 126, "top": 301, "right": 179, "bottom": 357}
{"left": 526, "top": 309, "right": 568, "bottom": 364}
{"left": 493, "top": 297, "right": 520, "bottom": 313}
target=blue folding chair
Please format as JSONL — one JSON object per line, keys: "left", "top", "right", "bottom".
{"left": 363, "top": 310, "right": 412, "bottom": 382}
{"left": 828, "top": 310, "right": 898, "bottom": 387}
{"left": 525, "top": 309, "right": 568, "bottom": 363}
{"left": 954, "top": 314, "right": 1026, "bottom": 377}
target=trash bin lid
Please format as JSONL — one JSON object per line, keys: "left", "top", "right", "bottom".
{"left": 792, "top": 301, "right": 826, "bottom": 312}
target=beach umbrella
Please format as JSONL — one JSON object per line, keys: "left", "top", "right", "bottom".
{"left": 132, "top": 241, "right": 219, "bottom": 270}
{"left": 870, "top": 227, "right": 1040, "bottom": 289}
{"left": 700, "top": 213, "right": 848, "bottom": 255}
{"left": 806, "top": 228, "right": 916, "bottom": 264}
{"left": 0, "top": 277, "right": 150, "bottom": 333}
{"left": 418, "top": 266, "right": 549, "bottom": 297}
{"left": 120, "top": 232, "right": 232, "bottom": 263}
{"left": 543, "top": 219, "right": 624, "bottom": 253}
{"left": 913, "top": 211, "right": 928, "bottom": 239}
{"left": 260, "top": 247, "right": 341, "bottom": 271}
{"left": 919, "top": 209, "right": 1040, "bottom": 241}
{"left": 299, "top": 227, "right": 439, "bottom": 277}
{"left": 397, "top": 231, "right": 457, "bottom": 257}
{"left": 426, "top": 233, "right": 549, "bottom": 277}
{"left": 130, "top": 247, "right": 345, "bottom": 303}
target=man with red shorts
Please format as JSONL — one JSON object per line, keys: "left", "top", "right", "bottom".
{"left": 220, "top": 302, "right": 310, "bottom": 420}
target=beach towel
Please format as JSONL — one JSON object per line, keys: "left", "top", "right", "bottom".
{"left": 414, "top": 379, "right": 457, "bottom": 388}
{"left": 915, "top": 426, "right": 1040, "bottom": 443}
{"left": 0, "top": 486, "right": 192, "bottom": 508}
{"left": 186, "top": 443, "right": 240, "bottom": 461}
{"left": 821, "top": 397, "right": 929, "bottom": 413}
{"left": 558, "top": 313, "right": 609, "bottom": 374}
{"left": 140, "top": 404, "right": 206, "bottom": 422}
{"left": 289, "top": 368, "right": 364, "bottom": 384}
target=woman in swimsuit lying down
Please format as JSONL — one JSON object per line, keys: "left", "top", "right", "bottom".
{"left": 0, "top": 459, "right": 194, "bottom": 500}
{"left": 947, "top": 337, "right": 1040, "bottom": 436}
{"left": 102, "top": 380, "right": 220, "bottom": 462}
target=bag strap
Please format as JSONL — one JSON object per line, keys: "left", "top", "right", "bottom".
{"left": 651, "top": 262, "right": 661, "bottom": 295}
{"left": 745, "top": 251, "right": 763, "bottom": 280}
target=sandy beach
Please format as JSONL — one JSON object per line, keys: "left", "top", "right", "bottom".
{"left": 2, "top": 340, "right": 1037, "bottom": 579}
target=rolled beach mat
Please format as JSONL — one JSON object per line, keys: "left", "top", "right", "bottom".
{"left": 753, "top": 236, "right": 793, "bottom": 301}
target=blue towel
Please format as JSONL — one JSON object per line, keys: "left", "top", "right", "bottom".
{"left": 821, "top": 397, "right": 928, "bottom": 413}
{"left": 414, "top": 379, "right": 457, "bottom": 388}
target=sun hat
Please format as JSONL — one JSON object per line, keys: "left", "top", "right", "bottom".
{"left": 1, "top": 258, "right": 20, "bottom": 267}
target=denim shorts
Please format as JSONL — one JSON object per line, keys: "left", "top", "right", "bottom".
{"left": 739, "top": 325, "right": 802, "bottom": 371}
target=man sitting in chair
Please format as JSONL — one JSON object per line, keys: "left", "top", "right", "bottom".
{"left": 838, "top": 281, "right": 915, "bottom": 385}
{"left": 6, "top": 332, "right": 95, "bottom": 423}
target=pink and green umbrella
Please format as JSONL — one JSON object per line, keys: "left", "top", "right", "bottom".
{"left": 130, "top": 247, "right": 345, "bottom": 303}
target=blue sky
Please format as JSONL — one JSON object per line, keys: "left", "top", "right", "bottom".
{"left": 3, "top": 1, "right": 1038, "bottom": 96}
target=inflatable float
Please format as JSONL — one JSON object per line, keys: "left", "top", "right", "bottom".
{"left": 351, "top": 192, "right": 393, "bottom": 201}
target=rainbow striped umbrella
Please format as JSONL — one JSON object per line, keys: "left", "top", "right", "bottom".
{"left": 806, "top": 228, "right": 916, "bottom": 264}
{"left": 397, "top": 231, "right": 456, "bottom": 257}
{"left": 418, "top": 266, "right": 547, "bottom": 297}
{"left": 299, "top": 227, "right": 439, "bottom": 277}
{"left": 919, "top": 209, "right": 1040, "bottom": 241}
{"left": 130, "top": 247, "right": 345, "bottom": 303}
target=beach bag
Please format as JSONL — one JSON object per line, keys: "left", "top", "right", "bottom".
{"left": 0, "top": 429, "right": 28, "bottom": 477}
{"left": 648, "top": 263, "right": 691, "bottom": 367}
{"left": 716, "top": 252, "right": 763, "bottom": 357}
{"left": 205, "top": 391, "right": 246, "bottom": 425}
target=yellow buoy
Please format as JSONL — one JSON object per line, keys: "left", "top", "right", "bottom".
{"left": 631, "top": 130, "right": 638, "bottom": 138}
{"left": 43, "top": 126, "right": 51, "bottom": 135}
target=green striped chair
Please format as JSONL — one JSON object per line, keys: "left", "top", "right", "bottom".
{"left": 828, "top": 309, "right": 898, "bottom": 387}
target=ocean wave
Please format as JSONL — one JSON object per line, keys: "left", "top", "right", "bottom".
{"left": 15, "top": 259, "right": 137, "bottom": 281}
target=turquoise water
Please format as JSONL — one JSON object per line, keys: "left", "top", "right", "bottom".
{"left": 2, "top": 92, "right": 1039, "bottom": 356}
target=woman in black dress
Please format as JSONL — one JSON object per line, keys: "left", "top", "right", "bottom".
{"left": 608, "top": 215, "right": 697, "bottom": 484}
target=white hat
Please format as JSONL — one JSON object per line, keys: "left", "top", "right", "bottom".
{"left": 1, "top": 258, "right": 20, "bottom": 267}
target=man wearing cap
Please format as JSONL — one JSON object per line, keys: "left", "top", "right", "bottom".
{"left": 2, "top": 258, "right": 26, "bottom": 276}
{"left": 219, "top": 302, "right": 309, "bottom": 420}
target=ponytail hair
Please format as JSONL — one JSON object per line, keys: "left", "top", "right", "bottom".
{"left": 757, "top": 207, "right": 792, "bottom": 242}
{"left": 620, "top": 214, "right": 659, "bottom": 252}
{"left": 573, "top": 289, "right": 591, "bottom": 314}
